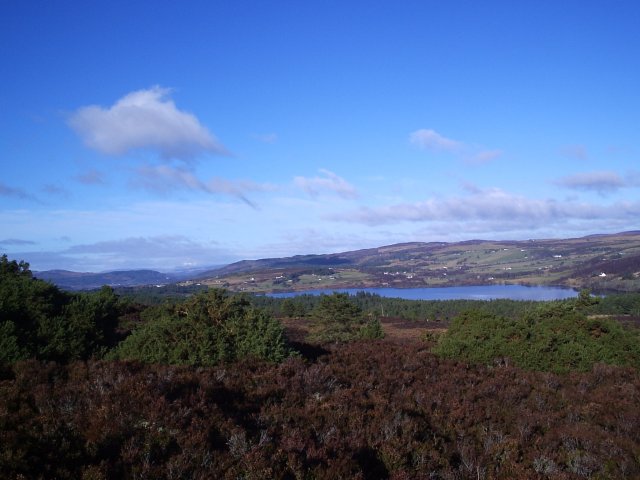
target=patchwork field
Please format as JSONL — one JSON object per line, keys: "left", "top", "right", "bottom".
{"left": 197, "top": 232, "right": 640, "bottom": 293}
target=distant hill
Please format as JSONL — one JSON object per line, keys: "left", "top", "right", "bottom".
{"left": 196, "top": 231, "right": 640, "bottom": 293}
{"left": 34, "top": 232, "right": 640, "bottom": 293}
{"left": 35, "top": 269, "right": 178, "bottom": 290}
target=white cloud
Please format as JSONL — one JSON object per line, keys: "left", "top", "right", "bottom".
{"left": 555, "top": 171, "right": 626, "bottom": 195}
{"left": 68, "top": 86, "right": 228, "bottom": 160}
{"left": 294, "top": 169, "right": 358, "bottom": 199}
{"left": 410, "top": 129, "right": 460, "bottom": 151}
{"left": 328, "top": 187, "right": 640, "bottom": 233}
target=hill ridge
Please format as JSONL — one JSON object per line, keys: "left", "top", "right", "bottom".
{"left": 195, "top": 231, "right": 640, "bottom": 293}
{"left": 32, "top": 231, "right": 640, "bottom": 292}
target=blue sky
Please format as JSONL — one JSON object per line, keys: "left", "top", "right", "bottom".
{"left": 2, "top": 1, "right": 640, "bottom": 272}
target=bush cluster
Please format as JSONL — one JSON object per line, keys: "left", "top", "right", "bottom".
{"left": 1, "top": 255, "right": 292, "bottom": 367}
{"left": 0, "top": 255, "right": 120, "bottom": 363}
{"left": 433, "top": 302, "right": 640, "bottom": 373}
{"left": 110, "top": 289, "right": 292, "bottom": 365}
{"left": 307, "top": 293, "right": 384, "bottom": 343}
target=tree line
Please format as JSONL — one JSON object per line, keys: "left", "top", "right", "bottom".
{"left": 250, "top": 289, "right": 640, "bottom": 322}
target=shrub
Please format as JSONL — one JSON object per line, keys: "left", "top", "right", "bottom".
{"left": 110, "top": 289, "right": 292, "bottom": 365}
{"left": 0, "top": 255, "right": 121, "bottom": 363}
{"left": 0, "top": 320, "right": 27, "bottom": 363}
{"left": 307, "top": 293, "right": 383, "bottom": 343}
{"left": 433, "top": 304, "right": 640, "bottom": 373}
{"left": 359, "top": 317, "right": 385, "bottom": 339}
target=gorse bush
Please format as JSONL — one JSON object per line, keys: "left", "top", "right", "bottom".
{"left": 0, "top": 255, "right": 121, "bottom": 364}
{"left": 1, "top": 256, "right": 291, "bottom": 366}
{"left": 359, "top": 316, "right": 385, "bottom": 339}
{"left": 111, "top": 289, "right": 292, "bottom": 365}
{"left": 307, "top": 292, "right": 384, "bottom": 343}
{"left": 434, "top": 302, "right": 640, "bottom": 373}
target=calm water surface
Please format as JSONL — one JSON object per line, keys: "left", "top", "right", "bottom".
{"left": 269, "top": 285, "right": 578, "bottom": 301}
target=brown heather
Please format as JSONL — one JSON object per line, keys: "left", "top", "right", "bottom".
{"left": 1, "top": 341, "right": 639, "bottom": 479}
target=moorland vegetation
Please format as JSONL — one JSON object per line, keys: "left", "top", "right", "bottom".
{"left": 1, "top": 254, "right": 640, "bottom": 479}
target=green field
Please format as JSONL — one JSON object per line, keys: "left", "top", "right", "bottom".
{"left": 198, "top": 232, "right": 640, "bottom": 294}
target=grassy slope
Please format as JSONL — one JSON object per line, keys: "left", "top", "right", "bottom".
{"left": 196, "top": 232, "right": 640, "bottom": 293}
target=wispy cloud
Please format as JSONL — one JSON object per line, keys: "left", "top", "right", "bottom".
{"left": 75, "top": 169, "right": 106, "bottom": 185}
{"left": 41, "top": 184, "right": 70, "bottom": 198}
{"left": 328, "top": 187, "right": 640, "bottom": 232}
{"left": 134, "top": 164, "right": 275, "bottom": 208}
{"left": 0, "top": 182, "right": 39, "bottom": 202}
{"left": 410, "top": 129, "right": 460, "bottom": 151}
{"left": 555, "top": 171, "right": 627, "bottom": 195}
{"left": 294, "top": 169, "right": 358, "bottom": 199}
{"left": 66, "top": 235, "right": 214, "bottom": 257}
{"left": 68, "top": 86, "right": 228, "bottom": 160}
{"left": 467, "top": 149, "right": 503, "bottom": 164}
{"left": 0, "top": 238, "right": 36, "bottom": 246}
{"left": 252, "top": 133, "right": 278, "bottom": 144}
{"left": 253, "top": 228, "right": 385, "bottom": 259}
{"left": 410, "top": 129, "right": 502, "bottom": 165}
{"left": 15, "top": 236, "right": 236, "bottom": 272}
{"left": 560, "top": 144, "right": 588, "bottom": 160}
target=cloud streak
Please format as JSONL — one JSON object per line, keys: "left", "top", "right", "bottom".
{"left": 560, "top": 145, "right": 588, "bottom": 160}
{"left": 410, "top": 129, "right": 460, "bottom": 151}
{"left": 252, "top": 133, "right": 278, "bottom": 144}
{"left": 41, "top": 184, "right": 70, "bottom": 198}
{"left": 75, "top": 169, "right": 106, "bottom": 185}
{"left": 13, "top": 236, "right": 236, "bottom": 272}
{"left": 0, "top": 238, "right": 36, "bottom": 246}
{"left": 68, "top": 86, "right": 228, "bottom": 160}
{"left": 134, "top": 164, "right": 274, "bottom": 208}
{"left": 410, "top": 129, "right": 503, "bottom": 164}
{"left": 66, "top": 235, "right": 214, "bottom": 257}
{"left": 467, "top": 149, "right": 503, "bottom": 164}
{"left": 0, "top": 182, "right": 39, "bottom": 202}
{"left": 555, "top": 171, "right": 626, "bottom": 195}
{"left": 328, "top": 187, "right": 640, "bottom": 232}
{"left": 294, "top": 169, "right": 358, "bottom": 199}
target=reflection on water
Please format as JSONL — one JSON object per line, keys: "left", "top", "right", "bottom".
{"left": 269, "top": 284, "right": 578, "bottom": 301}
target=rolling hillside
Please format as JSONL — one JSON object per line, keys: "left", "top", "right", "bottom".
{"left": 195, "top": 231, "right": 640, "bottom": 293}
{"left": 32, "top": 232, "right": 640, "bottom": 292}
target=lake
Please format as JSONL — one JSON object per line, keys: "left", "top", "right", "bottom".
{"left": 269, "top": 284, "right": 578, "bottom": 301}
